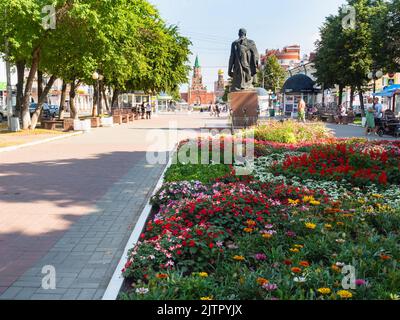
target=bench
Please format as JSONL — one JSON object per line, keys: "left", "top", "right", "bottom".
{"left": 42, "top": 120, "right": 59, "bottom": 130}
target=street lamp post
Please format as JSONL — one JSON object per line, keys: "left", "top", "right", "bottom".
{"left": 368, "top": 69, "right": 383, "bottom": 94}
{"left": 92, "top": 71, "right": 103, "bottom": 116}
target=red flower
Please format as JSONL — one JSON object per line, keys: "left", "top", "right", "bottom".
{"left": 284, "top": 260, "right": 293, "bottom": 266}
{"left": 209, "top": 243, "right": 214, "bottom": 249}
{"left": 189, "top": 240, "right": 196, "bottom": 247}
{"left": 378, "top": 172, "right": 388, "bottom": 185}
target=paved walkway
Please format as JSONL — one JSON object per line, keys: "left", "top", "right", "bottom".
{"left": 0, "top": 113, "right": 225, "bottom": 300}
{"left": 326, "top": 123, "right": 399, "bottom": 140}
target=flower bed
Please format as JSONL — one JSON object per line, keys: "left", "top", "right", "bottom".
{"left": 247, "top": 120, "right": 333, "bottom": 144}
{"left": 120, "top": 137, "right": 400, "bottom": 301}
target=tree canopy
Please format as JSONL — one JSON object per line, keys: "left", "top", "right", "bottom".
{"left": 0, "top": 0, "right": 191, "bottom": 128}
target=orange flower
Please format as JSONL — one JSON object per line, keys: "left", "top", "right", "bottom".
{"left": 256, "top": 277, "right": 269, "bottom": 286}
{"left": 299, "top": 261, "right": 310, "bottom": 268}
{"left": 262, "top": 233, "right": 273, "bottom": 239}
{"left": 156, "top": 273, "right": 169, "bottom": 279}
{"left": 246, "top": 219, "right": 257, "bottom": 227}
{"left": 331, "top": 265, "right": 341, "bottom": 273}
{"left": 244, "top": 228, "right": 254, "bottom": 233}
{"left": 291, "top": 267, "right": 302, "bottom": 274}
{"left": 233, "top": 255, "right": 245, "bottom": 262}
{"left": 380, "top": 254, "right": 392, "bottom": 261}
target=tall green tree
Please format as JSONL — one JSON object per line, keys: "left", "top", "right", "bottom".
{"left": 257, "top": 56, "right": 286, "bottom": 93}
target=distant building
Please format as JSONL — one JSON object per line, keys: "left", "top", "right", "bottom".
{"left": 181, "top": 56, "right": 215, "bottom": 106}
{"left": 261, "top": 45, "right": 301, "bottom": 70}
{"left": 214, "top": 69, "right": 228, "bottom": 101}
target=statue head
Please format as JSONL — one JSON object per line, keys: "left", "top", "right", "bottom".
{"left": 238, "top": 28, "right": 247, "bottom": 38}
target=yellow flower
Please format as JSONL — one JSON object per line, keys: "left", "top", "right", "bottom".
{"left": 324, "top": 224, "right": 333, "bottom": 230}
{"left": 303, "top": 196, "right": 315, "bottom": 203}
{"left": 198, "top": 272, "right": 208, "bottom": 278}
{"left": 336, "top": 222, "right": 345, "bottom": 226}
{"left": 372, "top": 194, "right": 384, "bottom": 199}
{"left": 290, "top": 248, "right": 300, "bottom": 253}
{"left": 337, "top": 290, "right": 353, "bottom": 299}
{"left": 318, "top": 288, "right": 332, "bottom": 295}
{"left": 262, "top": 233, "right": 273, "bottom": 239}
{"left": 390, "top": 294, "right": 400, "bottom": 300}
{"left": 200, "top": 296, "right": 213, "bottom": 300}
{"left": 294, "top": 244, "right": 304, "bottom": 249}
{"left": 233, "top": 255, "right": 245, "bottom": 261}
{"left": 310, "top": 200, "right": 321, "bottom": 206}
{"left": 288, "top": 199, "right": 300, "bottom": 205}
{"left": 305, "top": 222, "right": 317, "bottom": 230}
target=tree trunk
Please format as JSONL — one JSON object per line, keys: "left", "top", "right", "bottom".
{"left": 30, "top": 75, "right": 57, "bottom": 129}
{"left": 21, "top": 47, "right": 41, "bottom": 129}
{"left": 92, "top": 83, "right": 98, "bottom": 117}
{"left": 350, "top": 87, "right": 354, "bottom": 110}
{"left": 358, "top": 86, "right": 365, "bottom": 117}
{"left": 102, "top": 83, "right": 110, "bottom": 113}
{"left": 37, "top": 70, "right": 43, "bottom": 99}
{"left": 15, "top": 61, "right": 25, "bottom": 118}
{"left": 338, "top": 84, "right": 344, "bottom": 107}
{"left": 322, "top": 84, "right": 325, "bottom": 106}
{"left": 69, "top": 81, "right": 78, "bottom": 119}
{"left": 58, "top": 81, "right": 67, "bottom": 120}
{"left": 111, "top": 88, "right": 120, "bottom": 109}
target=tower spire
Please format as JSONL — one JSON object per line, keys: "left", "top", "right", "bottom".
{"left": 194, "top": 55, "right": 200, "bottom": 68}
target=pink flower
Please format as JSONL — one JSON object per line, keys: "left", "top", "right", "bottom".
{"left": 355, "top": 279, "right": 367, "bottom": 286}
{"left": 263, "top": 283, "right": 278, "bottom": 292}
{"left": 255, "top": 253, "right": 267, "bottom": 261}
{"left": 286, "top": 231, "right": 297, "bottom": 238}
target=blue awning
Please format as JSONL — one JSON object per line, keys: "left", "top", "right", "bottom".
{"left": 373, "top": 84, "right": 400, "bottom": 97}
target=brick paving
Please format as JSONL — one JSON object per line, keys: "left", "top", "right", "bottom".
{"left": 0, "top": 113, "right": 225, "bottom": 300}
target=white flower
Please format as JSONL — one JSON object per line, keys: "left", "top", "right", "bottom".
{"left": 135, "top": 287, "right": 149, "bottom": 295}
{"left": 293, "top": 277, "right": 307, "bottom": 283}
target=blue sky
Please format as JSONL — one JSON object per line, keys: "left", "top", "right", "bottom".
{"left": 149, "top": 0, "right": 346, "bottom": 91}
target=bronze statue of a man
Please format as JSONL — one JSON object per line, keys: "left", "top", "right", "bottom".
{"left": 228, "top": 28, "right": 260, "bottom": 92}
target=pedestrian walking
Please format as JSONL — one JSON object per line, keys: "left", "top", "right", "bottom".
{"left": 141, "top": 102, "right": 145, "bottom": 119}
{"left": 215, "top": 104, "right": 220, "bottom": 118}
{"left": 146, "top": 102, "right": 152, "bottom": 119}
{"left": 365, "top": 106, "right": 376, "bottom": 136}
{"left": 298, "top": 99, "right": 306, "bottom": 123}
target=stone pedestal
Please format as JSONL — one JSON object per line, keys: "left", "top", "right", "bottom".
{"left": 228, "top": 90, "right": 259, "bottom": 127}
{"left": 90, "top": 117, "right": 100, "bottom": 128}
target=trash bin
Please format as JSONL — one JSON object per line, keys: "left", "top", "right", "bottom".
{"left": 269, "top": 109, "right": 276, "bottom": 117}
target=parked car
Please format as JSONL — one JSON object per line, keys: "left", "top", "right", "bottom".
{"left": 0, "top": 105, "right": 6, "bottom": 122}
{"left": 29, "top": 103, "right": 59, "bottom": 118}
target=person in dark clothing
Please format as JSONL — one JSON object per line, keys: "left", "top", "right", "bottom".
{"left": 141, "top": 103, "right": 145, "bottom": 119}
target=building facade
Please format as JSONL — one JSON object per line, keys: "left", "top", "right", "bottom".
{"left": 214, "top": 69, "right": 228, "bottom": 101}
{"left": 261, "top": 45, "right": 301, "bottom": 70}
{"left": 181, "top": 56, "right": 215, "bottom": 106}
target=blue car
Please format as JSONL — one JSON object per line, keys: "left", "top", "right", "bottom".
{"left": 29, "top": 103, "right": 59, "bottom": 118}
